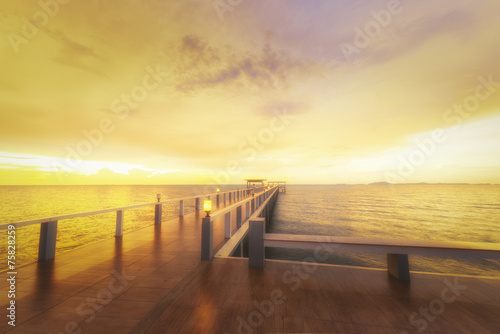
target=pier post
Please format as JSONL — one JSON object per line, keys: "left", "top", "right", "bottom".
{"left": 246, "top": 202, "right": 250, "bottom": 219}
{"left": 251, "top": 198, "right": 255, "bottom": 213}
{"left": 229, "top": 192, "right": 232, "bottom": 202}
{"left": 387, "top": 254, "right": 410, "bottom": 281}
{"left": 115, "top": 210, "right": 124, "bottom": 237}
{"left": 236, "top": 205, "right": 242, "bottom": 227}
{"left": 201, "top": 217, "right": 213, "bottom": 261}
{"left": 38, "top": 221, "right": 58, "bottom": 261}
{"left": 225, "top": 212, "right": 231, "bottom": 238}
{"left": 249, "top": 217, "right": 265, "bottom": 267}
{"left": 223, "top": 193, "right": 226, "bottom": 204}
{"left": 217, "top": 194, "right": 220, "bottom": 207}
{"left": 155, "top": 203, "right": 162, "bottom": 225}
{"left": 195, "top": 197, "right": 200, "bottom": 211}
{"left": 179, "top": 200, "right": 184, "bottom": 217}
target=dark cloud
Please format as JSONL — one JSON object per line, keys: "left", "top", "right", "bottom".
{"left": 180, "top": 34, "right": 220, "bottom": 66}
{"left": 174, "top": 33, "right": 320, "bottom": 94}
{"left": 182, "top": 34, "right": 205, "bottom": 53}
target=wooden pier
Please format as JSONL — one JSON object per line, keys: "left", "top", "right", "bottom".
{"left": 1, "top": 187, "right": 500, "bottom": 333}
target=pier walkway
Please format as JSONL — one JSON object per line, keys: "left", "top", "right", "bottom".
{"left": 1, "top": 193, "right": 500, "bottom": 333}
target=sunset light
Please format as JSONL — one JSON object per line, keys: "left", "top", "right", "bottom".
{"left": 1, "top": 2, "right": 500, "bottom": 333}
{"left": 1, "top": 0, "right": 499, "bottom": 185}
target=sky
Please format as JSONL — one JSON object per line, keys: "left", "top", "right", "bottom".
{"left": 1, "top": 0, "right": 499, "bottom": 185}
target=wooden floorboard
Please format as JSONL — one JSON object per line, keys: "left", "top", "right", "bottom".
{"left": 1, "top": 196, "right": 499, "bottom": 334}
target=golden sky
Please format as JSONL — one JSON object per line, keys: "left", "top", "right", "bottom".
{"left": 1, "top": 0, "right": 499, "bottom": 185}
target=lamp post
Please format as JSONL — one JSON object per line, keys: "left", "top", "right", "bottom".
{"left": 155, "top": 194, "right": 162, "bottom": 225}
{"left": 204, "top": 200, "right": 212, "bottom": 218}
{"left": 201, "top": 200, "right": 213, "bottom": 261}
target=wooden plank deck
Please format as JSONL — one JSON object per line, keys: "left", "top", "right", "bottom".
{"left": 1, "top": 202, "right": 499, "bottom": 334}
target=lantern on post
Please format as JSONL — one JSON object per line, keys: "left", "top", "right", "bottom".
{"left": 204, "top": 200, "right": 212, "bottom": 217}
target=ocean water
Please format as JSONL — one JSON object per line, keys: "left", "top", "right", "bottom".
{"left": 268, "top": 184, "right": 500, "bottom": 277}
{"left": 1, "top": 184, "right": 499, "bottom": 277}
{"left": 0, "top": 184, "right": 242, "bottom": 271}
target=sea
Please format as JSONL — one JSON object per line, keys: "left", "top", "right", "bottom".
{"left": 1, "top": 184, "right": 499, "bottom": 277}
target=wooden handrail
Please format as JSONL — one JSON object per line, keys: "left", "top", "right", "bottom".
{"left": 262, "top": 234, "right": 500, "bottom": 281}
{"left": 214, "top": 187, "right": 279, "bottom": 258}
{"left": 201, "top": 186, "right": 279, "bottom": 261}
{"left": 264, "top": 234, "right": 500, "bottom": 258}
{"left": 1, "top": 186, "right": 267, "bottom": 263}
{"left": 0, "top": 187, "right": 266, "bottom": 229}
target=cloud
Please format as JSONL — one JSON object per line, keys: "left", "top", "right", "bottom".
{"left": 45, "top": 28, "right": 107, "bottom": 76}
{"left": 180, "top": 34, "right": 220, "bottom": 66}
{"left": 173, "top": 32, "right": 323, "bottom": 94}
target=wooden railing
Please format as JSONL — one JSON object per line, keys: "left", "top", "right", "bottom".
{"left": 213, "top": 189, "right": 500, "bottom": 281}
{"left": 0, "top": 187, "right": 265, "bottom": 262}
{"left": 213, "top": 186, "right": 279, "bottom": 262}
{"left": 254, "top": 234, "right": 500, "bottom": 281}
{"left": 201, "top": 186, "right": 279, "bottom": 261}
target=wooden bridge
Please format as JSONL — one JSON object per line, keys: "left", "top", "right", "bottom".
{"left": 1, "top": 186, "right": 499, "bottom": 333}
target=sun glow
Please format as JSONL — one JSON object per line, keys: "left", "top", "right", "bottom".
{"left": 1, "top": 1, "right": 500, "bottom": 185}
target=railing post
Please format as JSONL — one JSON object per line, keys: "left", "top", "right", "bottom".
{"left": 201, "top": 217, "right": 213, "bottom": 261}
{"left": 251, "top": 198, "right": 255, "bottom": 213}
{"left": 229, "top": 192, "right": 232, "bottom": 202}
{"left": 246, "top": 202, "right": 250, "bottom": 219}
{"left": 249, "top": 217, "right": 265, "bottom": 267}
{"left": 217, "top": 194, "right": 220, "bottom": 207}
{"left": 155, "top": 203, "right": 162, "bottom": 225}
{"left": 195, "top": 197, "right": 200, "bottom": 211}
{"left": 236, "top": 205, "right": 242, "bottom": 227}
{"left": 179, "top": 200, "right": 184, "bottom": 217}
{"left": 224, "top": 212, "right": 231, "bottom": 238}
{"left": 38, "top": 220, "right": 58, "bottom": 261}
{"left": 223, "top": 193, "right": 226, "bottom": 203}
{"left": 387, "top": 254, "right": 410, "bottom": 281}
{"left": 116, "top": 210, "right": 124, "bottom": 236}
